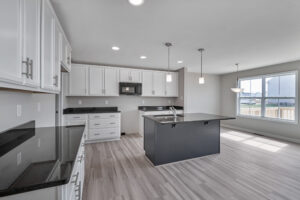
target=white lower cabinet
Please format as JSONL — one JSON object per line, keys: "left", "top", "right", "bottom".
{"left": 63, "top": 113, "right": 121, "bottom": 143}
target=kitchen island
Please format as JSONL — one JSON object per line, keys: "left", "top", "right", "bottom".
{"left": 143, "top": 113, "right": 234, "bottom": 166}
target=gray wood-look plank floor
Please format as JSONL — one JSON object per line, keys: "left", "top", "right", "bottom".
{"left": 82, "top": 128, "right": 300, "bottom": 200}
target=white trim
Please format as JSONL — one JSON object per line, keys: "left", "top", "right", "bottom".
{"left": 237, "top": 70, "right": 298, "bottom": 124}
{"left": 221, "top": 124, "right": 300, "bottom": 144}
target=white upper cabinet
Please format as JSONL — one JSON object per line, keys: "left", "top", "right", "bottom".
{"left": 41, "top": 0, "right": 55, "bottom": 90}
{"left": 0, "top": 0, "right": 40, "bottom": 87}
{"left": 153, "top": 71, "right": 166, "bottom": 96}
{"left": 61, "top": 35, "right": 71, "bottom": 72}
{"left": 53, "top": 22, "right": 62, "bottom": 91}
{"left": 22, "top": 0, "right": 41, "bottom": 87}
{"left": 141, "top": 70, "right": 178, "bottom": 97}
{"left": 0, "top": 0, "right": 70, "bottom": 93}
{"left": 89, "top": 66, "right": 104, "bottom": 96}
{"left": 165, "top": 72, "right": 178, "bottom": 97}
{"left": 142, "top": 70, "right": 154, "bottom": 96}
{"left": 69, "top": 64, "right": 88, "bottom": 96}
{"left": 119, "top": 68, "right": 141, "bottom": 83}
{"left": 0, "top": 0, "right": 22, "bottom": 85}
{"left": 104, "top": 67, "right": 119, "bottom": 96}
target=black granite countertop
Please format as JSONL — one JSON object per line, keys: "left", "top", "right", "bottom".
{"left": 138, "top": 106, "right": 183, "bottom": 112}
{"left": 63, "top": 107, "right": 120, "bottom": 114}
{"left": 0, "top": 121, "right": 85, "bottom": 197}
{"left": 143, "top": 113, "right": 235, "bottom": 124}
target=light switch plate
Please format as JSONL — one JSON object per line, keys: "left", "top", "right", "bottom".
{"left": 17, "top": 104, "right": 22, "bottom": 117}
{"left": 78, "top": 100, "right": 82, "bottom": 105}
{"left": 37, "top": 138, "right": 41, "bottom": 148}
{"left": 105, "top": 100, "right": 109, "bottom": 105}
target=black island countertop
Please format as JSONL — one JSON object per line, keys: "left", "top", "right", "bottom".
{"left": 144, "top": 113, "right": 235, "bottom": 124}
{"left": 0, "top": 121, "right": 85, "bottom": 197}
{"left": 63, "top": 107, "right": 120, "bottom": 114}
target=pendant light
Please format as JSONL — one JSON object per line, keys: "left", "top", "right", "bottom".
{"left": 231, "top": 63, "right": 243, "bottom": 93}
{"left": 165, "top": 42, "right": 173, "bottom": 82}
{"left": 198, "top": 48, "right": 205, "bottom": 84}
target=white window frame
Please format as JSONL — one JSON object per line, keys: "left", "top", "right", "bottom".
{"left": 236, "top": 71, "right": 298, "bottom": 124}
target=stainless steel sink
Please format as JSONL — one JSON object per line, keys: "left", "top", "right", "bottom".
{"left": 153, "top": 115, "right": 184, "bottom": 123}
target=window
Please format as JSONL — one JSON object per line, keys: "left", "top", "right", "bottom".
{"left": 238, "top": 72, "right": 297, "bottom": 122}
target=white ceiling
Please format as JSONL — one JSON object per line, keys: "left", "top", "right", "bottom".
{"left": 51, "top": 0, "right": 300, "bottom": 74}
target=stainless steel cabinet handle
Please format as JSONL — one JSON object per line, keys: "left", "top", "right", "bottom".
{"left": 110, "top": 132, "right": 115, "bottom": 134}
{"left": 22, "top": 57, "right": 30, "bottom": 78}
{"left": 94, "top": 123, "right": 100, "bottom": 125}
{"left": 110, "top": 122, "right": 115, "bottom": 124}
{"left": 53, "top": 75, "right": 58, "bottom": 86}
{"left": 94, "top": 133, "right": 100, "bottom": 136}
{"left": 73, "top": 116, "right": 81, "bottom": 119}
{"left": 28, "top": 59, "right": 33, "bottom": 79}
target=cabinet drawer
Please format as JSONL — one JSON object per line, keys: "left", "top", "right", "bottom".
{"left": 88, "top": 113, "right": 120, "bottom": 120}
{"left": 89, "top": 128, "right": 120, "bottom": 140}
{"left": 89, "top": 118, "right": 120, "bottom": 129}
{"left": 66, "top": 114, "right": 87, "bottom": 121}
{"left": 66, "top": 120, "right": 86, "bottom": 126}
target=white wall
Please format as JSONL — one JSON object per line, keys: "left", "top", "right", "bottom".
{"left": 174, "top": 68, "right": 185, "bottom": 107}
{"left": 65, "top": 96, "right": 175, "bottom": 134}
{"left": 184, "top": 72, "right": 221, "bottom": 114}
{"left": 0, "top": 91, "right": 55, "bottom": 132}
{"left": 220, "top": 60, "right": 300, "bottom": 143}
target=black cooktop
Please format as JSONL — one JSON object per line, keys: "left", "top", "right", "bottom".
{"left": 0, "top": 121, "right": 85, "bottom": 197}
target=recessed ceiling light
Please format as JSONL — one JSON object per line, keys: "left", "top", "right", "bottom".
{"left": 177, "top": 60, "right": 183, "bottom": 64}
{"left": 140, "top": 56, "right": 147, "bottom": 59}
{"left": 128, "top": 0, "right": 144, "bottom": 6}
{"left": 112, "top": 46, "right": 120, "bottom": 51}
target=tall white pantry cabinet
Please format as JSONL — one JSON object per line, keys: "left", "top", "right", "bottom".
{"left": 0, "top": 0, "right": 71, "bottom": 93}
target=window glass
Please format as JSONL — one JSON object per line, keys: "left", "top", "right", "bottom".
{"left": 251, "top": 79, "right": 262, "bottom": 97}
{"left": 240, "top": 99, "right": 261, "bottom": 117}
{"left": 265, "top": 99, "right": 279, "bottom": 118}
{"left": 279, "top": 74, "right": 295, "bottom": 97}
{"left": 279, "top": 99, "right": 295, "bottom": 121}
{"left": 240, "top": 80, "right": 250, "bottom": 97}
{"left": 265, "top": 76, "right": 279, "bottom": 97}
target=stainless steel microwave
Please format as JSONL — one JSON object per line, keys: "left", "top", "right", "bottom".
{"left": 119, "top": 82, "right": 142, "bottom": 95}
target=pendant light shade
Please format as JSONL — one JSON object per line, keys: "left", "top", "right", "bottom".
{"left": 165, "top": 42, "right": 173, "bottom": 82}
{"left": 231, "top": 63, "right": 244, "bottom": 93}
{"left": 199, "top": 77, "right": 205, "bottom": 84}
{"left": 198, "top": 48, "right": 205, "bottom": 84}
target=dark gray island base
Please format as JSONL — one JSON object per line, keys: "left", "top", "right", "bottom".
{"left": 143, "top": 113, "right": 235, "bottom": 166}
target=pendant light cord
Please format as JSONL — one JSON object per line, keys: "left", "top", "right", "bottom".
{"left": 198, "top": 48, "right": 205, "bottom": 77}
{"left": 236, "top": 63, "right": 239, "bottom": 82}
{"left": 168, "top": 46, "right": 170, "bottom": 71}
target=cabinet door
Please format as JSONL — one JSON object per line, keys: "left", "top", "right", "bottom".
{"left": 89, "top": 66, "right": 104, "bottom": 96}
{"left": 105, "top": 67, "right": 119, "bottom": 96}
{"left": 22, "top": 0, "right": 40, "bottom": 87}
{"left": 53, "top": 21, "right": 61, "bottom": 91}
{"left": 69, "top": 65, "right": 88, "bottom": 95}
{"left": 119, "top": 68, "right": 130, "bottom": 82}
{"left": 142, "top": 71, "right": 153, "bottom": 96}
{"left": 153, "top": 71, "right": 165, "bottom": 96}
{"left": 41, "top": 0, "right": 55, "bottom": 90}
{"left": 131, "top": 70, "right": 141, "bottom": 83}
{"left": 166, "top": 72, "right": 178, "bottom": 97}
{"left": 0, "top": 0, "right": 23, "bottom": 84}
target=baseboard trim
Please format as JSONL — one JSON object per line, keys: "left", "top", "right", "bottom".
{"left": 221, "top": 124, "right": 300, "bottom": 144}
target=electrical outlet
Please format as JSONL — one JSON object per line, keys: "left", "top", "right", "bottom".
{"left": 142, "top": 100, "right": 145, "bottom": 105}
{"left": 37, "top": 102, "right": 41, "bottom": 112}
{"left": 37, "top": 138, "right": 41, "bottom": 148}
{"left": 168, "top": 100, "right": 171, "bottom": 104}
{"left": 17, "top": 152, "right": 22, "bottom": 166}
{"left": 105, "top": 100, "right": 109, "bottom": 105}
{"left": 17, "top": 104, "right": 22, "bottom": 117}
{"left": 78, "top": 100, "right": 82, "bottom": 105}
